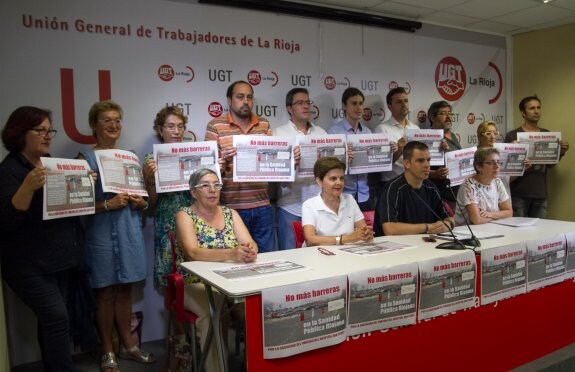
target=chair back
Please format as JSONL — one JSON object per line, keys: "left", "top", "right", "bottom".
{"left": 291, "top": 221, "right": 304, "bottom": 248}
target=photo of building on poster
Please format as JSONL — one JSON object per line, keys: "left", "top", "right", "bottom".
{"left": 418, "top": 250, "right": 476, "bottom": 320}
{"left": 296, "top": 134, "right": 347, "bottom": 178}
{"left": 526, "top": 234, "right": 566, "bottom": 291}
{"left": 480, "top": 243, "right": 526, "bottom": 305}
{"left": 262, "top": 275, "right": 347, "bottom": 359}
{"left": 347, "top": 263, "right": 418, "bottom": 336}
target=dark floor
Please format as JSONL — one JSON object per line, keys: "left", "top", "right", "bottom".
{"left": 12, "top": 340, "right": 575, "bottom": 371}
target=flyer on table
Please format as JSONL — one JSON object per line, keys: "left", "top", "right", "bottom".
{"left": 565, "top": 232, "right": 575, "bottom": 279}
{"left": 445, "top": 146, "right": 477, "bottom": 186}
{"left": 517, "top": 132, "right": 561, "bottom": 164}
{"left": 405, "top": 129, "right": 445, "bottom": 166}
{"left": 262, "top": 275, "right": 347, "bottom": 359}
{"left": 480, "top": 242, "right": 527, "bottom": 305}
{"left": 346, "top": 133, "right": 393, "bottom": 174}
{"left": 526, "top": 234, "right": 566, "bottom": 291}
{"left": 347, "top": 263, "right": 418, "bottom": 336}
{"left": 94, "top": 149, "right": 148, "bottom": 196}
{"left": 212, "top": 260, "right": 308, "bottom": 281}
{"left": 232, "top": 135, "right": 295, "bottom": 182}
{"left": 296, "top": 134, "right": 347, "bottom": 178}
{"left": 493, "top": 143, "right": 528, "bottom": 177}
{"left": 152, "top": 141, "right": 220, "bottom": 193}
{"left": 41, "top": 157, "right": 95, "bottom": 220}
{"left": 418, "top": 250, "right": 476, "bottom": 320}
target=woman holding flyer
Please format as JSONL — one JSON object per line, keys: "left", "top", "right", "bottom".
{"left": 176, "top": 167, "right": 257, "bottom": 372}
{"left": 0, "top": 106, "right": 84, "bottom": 371}
{"left": 454, "top": 147, "right": 512, "bottom": 226}
{"left": 302, "top": 157, "right": 373, "bottom": 247}
{"left": 78, "top": 100, "right": 155, "bottom": 371}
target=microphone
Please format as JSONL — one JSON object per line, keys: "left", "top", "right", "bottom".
{"left": 409, "top": 187, "right": 465, "bottom": 250}
{"left": 446, "top": 180, "right": 481, "bottom": 248}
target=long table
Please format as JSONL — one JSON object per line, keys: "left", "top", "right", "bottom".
{"left": 181, "top": 219, "right": 575, "bottom": 371}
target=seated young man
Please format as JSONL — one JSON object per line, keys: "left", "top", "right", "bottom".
{"left": 374, "top": 141, "right": 454, "bottom": 236}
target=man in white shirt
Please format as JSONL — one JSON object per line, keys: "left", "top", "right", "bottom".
{"left": 273, "top": 87, "right": 326, "bottom": 250}
{"left": 374, "top": 87, "right": 419, "bottom": 183}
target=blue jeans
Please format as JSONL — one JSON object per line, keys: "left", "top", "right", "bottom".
{"left": 511, "top": 196, "right": 547, "bottom": 219}
{"left": 4, "top": 270, "right": 75, "bottom": 372}
{"left": 237, "top": 205, "right": 276, "bottom": 253}
{"left": 276, "top": 208, "right": 300, "bottom": 250}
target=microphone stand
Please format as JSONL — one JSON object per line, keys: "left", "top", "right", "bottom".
{"left": 409, "top": 187, "right": 465, "bottom": 250}
{"left": 446, "top": 181, "right": 481, "bottom": 248}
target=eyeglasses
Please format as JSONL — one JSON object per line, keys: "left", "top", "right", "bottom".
{"left": 291, "top": 100, "right": 313, "bottom": 106}
{"left": 194, "top": 182, "right": 223, "bottom": 191}
{"left": 98, "top": 118, "right": 122, "bottom": 125}
{"left": 483, "top": 160, "right": 503, "bottom": 166}
{"left": 163, "top": 124, "right": 186, "bottom": 132}
{"left": 30, "top": 128, "right": 57, "bottom": 138}
{"left": 481, "top": 131, "right": 500, "bottom": 137}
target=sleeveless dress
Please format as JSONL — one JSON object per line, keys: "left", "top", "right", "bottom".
{"left": 177, "top": 205, "right": 238, "bottom": 283}
{"left": 81, "top": 150, "right": 147, "bottom": 288}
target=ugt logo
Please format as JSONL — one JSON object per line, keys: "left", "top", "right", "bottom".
{"left": 60, "top": 68, "right": 111, "bottom": 144}
{"left": 435, "top": 57, "right": 466, "bottom": 102}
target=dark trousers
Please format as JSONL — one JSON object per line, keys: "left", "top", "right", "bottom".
{"left": 4, "top": 270, "right": 74, "bottom": 372}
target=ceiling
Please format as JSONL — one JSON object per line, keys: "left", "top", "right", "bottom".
{"left": 293, "top": 0, "right": 575, "bottom": 35}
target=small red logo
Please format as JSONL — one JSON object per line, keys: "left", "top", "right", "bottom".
{"left": 362, "top": 108, "right": 373, "bottom": 122}
{"left": 388, "top": 81, "right": 399, "bottom": 90}
{"left": 467, "top": 113, "right": 475, "bottom": 125}
{"left": 324, "top": 76, "right": 336, "bottom": 90}
{"left": 247, "top": 70, "right": 261, "bottom": 85}
{"left": 158, "top": 65, "right": 175, "bottom": 82}
{"left": 208, "top": 102, "right": 223, "bottom": 118}
{"left": 435, "top": 57, "right": 466, "bottom": 101}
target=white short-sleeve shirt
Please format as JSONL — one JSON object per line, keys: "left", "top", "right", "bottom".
{"left": 454, "top": 177, "right": 509, "bottom": 226}
{"left": 302, "top": 193, "right": 364, "bottom": 237}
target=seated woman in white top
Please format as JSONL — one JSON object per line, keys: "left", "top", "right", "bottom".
{"left": 454, "top": 148, "right": 513, "bottom": 225}
{"left": 302, "top": 157, "right": 373, "bottom": 246}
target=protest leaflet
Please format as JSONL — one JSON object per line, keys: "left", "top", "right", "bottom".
{"left": 517, "top": 131, "right": 561, "bottom": 164}
{"left": 418, "top": 250, "right": 476, "bottom": 320}
{"left": 296, "top": 134, "right": 347, "bottom": 178}
{"left": 233, "top": 135, "right": 295, "bottom": 182}
{"left": 445, "top": 146, "right": 477, "bottom": 186}
{"left": 526, "top": 234, "right": 566, "bottom": 292}
{"left": 212, "top": 260, "right": 308, "bottom": 281}
{"left": 152, "top": 141, "right": 220, "bottom": 193}
{"left": 480, "top": 243, "right": 526, "bottom": 305}
{"left": 41, "top": 157, "right": 95, "bottom": 220}
{"left": 94, "top": 149, "right": 148, "bottom": 196}
{"left": 405, "top": 129, "right": 445, "bottom": 166}
{"left": 347, "top": 263, "right": 418, "bottom": 335}
{"left": 338, "top": 241, "right": 416, "bottom": 256}
{"left": 565, "top": 232, "right": 575, "bottom": 279}
{"left": 493, "top": 143, "right": 528, "bottom": 177}
{"left": 346, "top": 133, "right": 392, "bottom": 174}
{"left": 262, "top": 275, "right": 347, "bottom": 359}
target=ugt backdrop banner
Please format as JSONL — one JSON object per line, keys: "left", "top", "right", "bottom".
{"left": 0, "top": 0, "right": 506, "bottom": 365}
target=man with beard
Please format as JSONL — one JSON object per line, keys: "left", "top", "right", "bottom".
{"left": 504, "top": 95, "right": 570, "bottom": 218}
{"left": 204, "top": 80, "right": 275, "bottom": 252}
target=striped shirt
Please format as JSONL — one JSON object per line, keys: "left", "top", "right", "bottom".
{"left": 204, "top": 112, "right": 272, "bottom": 209}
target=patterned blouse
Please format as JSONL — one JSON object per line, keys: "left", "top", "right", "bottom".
{"left": 177, "top": 205, "right": 238, "bottom": 283}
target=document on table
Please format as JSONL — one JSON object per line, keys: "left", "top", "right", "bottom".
{"left": 212, "top": 260, "right": 308, "bottom": 281}
{"left": 338, "top": 241, "right": 416, "bottom": 256}
{"left": 491, "top": 217, "right": 539, "bottom": 227}
{"left": 435, "top": 228, "right": 505, "bottom": 240}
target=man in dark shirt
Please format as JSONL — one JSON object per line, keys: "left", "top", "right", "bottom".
{"left": 504, "top": 95, "right": 570, "bottom": 218}
{"left": 374, "top": 141, "right": 454, "bottom": 236}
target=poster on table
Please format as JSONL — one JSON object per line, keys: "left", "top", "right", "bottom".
{"left": 346, "top": 133, "right": 393, "bottom": 175}
{"left": 262, "top": 275, "right": 347, "bottom": 359}
{"left": 445, "top": 146, "right": 477, "bottom": 187}
{"left": 152, "top": 141, "right": 220, "bottom": 193}
{"left": 296, "top": 134, "right": 347, "bottom": 178}
{"left": 480, "top": 242, "right": 526, "bottom": 305}
{"left": 565, "top": 232, "right": 575, "bottom": 279}
{"left": 41, "top": 157, "right": 95, "bottom": 220}
{"left": 418, "top": 250, "right": 476, "bottom": 320}
{"left": 493, "top": 143, "right": 528, "bottom": 177}
{"left": 517, "top": 132, "right": 561, "bottom": 164}
{"left": 233, "top": 135, "right": 295, "bottom": 182}
{"left": 347, "top": 263, "right": 418, "bottom": 336}
{"left": 526, "top": 234, "right": 566, "bottom": 291}
{"left": 404, "top": 129, "right": 445, "bottom": 166}
{"left": 94, "top": 149, "right": 148, "bottom": 196}
{"left": 212, "top": 260, "right": 308, "bottom": 281}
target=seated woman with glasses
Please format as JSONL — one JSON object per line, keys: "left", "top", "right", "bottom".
{"left": 175, "top": 168, "right": 257, "bottom": 372}
{"left": 454, "top": 147, "right": 512, "bottom": 225}
{"left": 302, "top": 157, "right": 373, "bottom": 246}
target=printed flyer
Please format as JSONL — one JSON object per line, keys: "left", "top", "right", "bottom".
{"left": 296, "top": 134, "right": 347, "bottom": 178}
{"left": 480, "top": 242, "right": 526, "bottom": 305}
{"left": 233, "top": 135, "right": 295, "bottom": 182}
{"left": 94, "top": 149, "right": 148, "bottom": 196}
{"left": 405, "top": 129, "right": 445, "bottom": 166}
{"left": 526, "top": 234, "right": 566, "bottom": 291}
{"left": 445, "top": 146, "right": 477, "bottom": 186}
{"left": 493, "top": 143, "right": 528, "bottom": 177}
{"left": 346, "top": 133, "right": 392, "bottom": 174}
{"left": 517, "top": 131, "right": 561, "bottom": 164}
